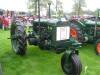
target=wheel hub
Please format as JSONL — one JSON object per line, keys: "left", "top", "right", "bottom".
{"left": 97, "top": 43, "right": 100, "bottom": 53}
{"left": 70, "top": 28, "right": 77, "bottom": 38}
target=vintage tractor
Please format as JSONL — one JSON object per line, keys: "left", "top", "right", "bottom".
{"left": 69, "top": 9, "right": 100, "bottom": 55}
{"left": 10, "top": 18, "right": 82, "bottom": 75}
{"left": 9, "top": 1, "right": 82, "bottom": 75}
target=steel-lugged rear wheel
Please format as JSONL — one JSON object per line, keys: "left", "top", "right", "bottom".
{"left": 61, "top": 53, "right": 82, "bottom": 75}
{"left": 10, "top": 23, "right": 27, "bottom": 56}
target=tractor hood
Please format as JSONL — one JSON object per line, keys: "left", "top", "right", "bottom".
{"left": 34, "top": 18, "right": 67, "bottom": 25}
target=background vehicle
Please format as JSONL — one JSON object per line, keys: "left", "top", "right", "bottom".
{"left": 69, "top": 9, "right": 100, "bottom": 55}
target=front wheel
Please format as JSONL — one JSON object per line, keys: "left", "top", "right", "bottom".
{"left": 61, "top": 53, "right": 82, "bottom": 75}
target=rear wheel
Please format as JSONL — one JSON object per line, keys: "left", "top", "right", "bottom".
{"left": 61, "top": 53, "right": 82, "bottom": 75}
{"left": 95, "top": 39, "right": 100, "bottom": 55}
{"left": 10, "top": 23, "right": 27, "bottom": 56}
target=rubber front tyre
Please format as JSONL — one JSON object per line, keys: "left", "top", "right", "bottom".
{"left": 61, "top": 53, "right": 82, "bottom": 75}
{"left": 95, "top": 39, "right": 100, "bottom": 55}
{"left": 10, "top": 23, "right": 27, "bottom": 56}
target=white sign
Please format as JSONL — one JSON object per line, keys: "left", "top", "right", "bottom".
{"left": 56, "top": 26, "right": 70, "bottom": 41}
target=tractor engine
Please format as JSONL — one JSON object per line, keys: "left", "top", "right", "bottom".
{"left": 28, "top": 19, "right": 71, "bottom": 53}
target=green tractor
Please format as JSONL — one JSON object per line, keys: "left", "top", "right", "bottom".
{"left": 10, "top": 18, "right": 82, "bottom": 75}
{"left": 9, "top": 1, "right": 82, "bottom": 75}
{"left": 69, "top": 9, "right": 100, "bottom": 55}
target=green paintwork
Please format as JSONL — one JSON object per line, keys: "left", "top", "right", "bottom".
{"left": 32, "top": 19, "right": 80, "bottom": 53}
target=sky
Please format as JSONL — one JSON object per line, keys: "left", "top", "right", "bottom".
{"left": 0, "top": 0, "right": 28, "bottom": 12}
{"left": 62, "top": 0, "right": 100, "bottom": 12}
{"left": 0, "top": 0, "right": 100, "bottom": 12}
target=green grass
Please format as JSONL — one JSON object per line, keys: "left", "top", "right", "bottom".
{"left": 0, "top": 29, "right": 100, "bottom": 75}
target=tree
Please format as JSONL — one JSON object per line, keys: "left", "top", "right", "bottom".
{"left": 55, "top": 0, "right": 64, "bottom": 17}
{"left": 27, "top": 0, "right": 37, "bottom": 15}
{"left": 72, "top": 0, "right": 86, "bottom": 16}
{"left": 27, "top": 0, "right": 52, "bottom": 15}
{"left": 83, "top": 10, "right": 94, "bottom": 15}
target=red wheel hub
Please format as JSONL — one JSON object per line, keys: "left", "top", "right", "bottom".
{"left": 97, "top": 43, "right": 100, "bottom": 53}
{"left": 70, "top": 28, "right": 77, "bottom": 38}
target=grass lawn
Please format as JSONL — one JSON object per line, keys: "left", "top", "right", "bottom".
{"left": 0, "top": 29, "right": 100, "bottom": 75}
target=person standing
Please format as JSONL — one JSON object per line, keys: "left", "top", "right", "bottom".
{"left": 0, "top": 17, "right": 2, "bottom": 29}
{"left": 2, "top": 16, "right": 9, "bottom": 30}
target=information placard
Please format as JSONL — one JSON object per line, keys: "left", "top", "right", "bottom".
{"left": 56, "top": 26, "right": 70, "bottom": 41}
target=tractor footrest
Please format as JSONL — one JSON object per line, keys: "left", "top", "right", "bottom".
{"left": 55, "top": 48, "right": 66, "bottom": 54}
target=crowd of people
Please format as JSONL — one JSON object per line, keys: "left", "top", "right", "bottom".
{"left": 0, "top": 15, "right": 35, "bottom": 30}
{"left": 0, "top": 16, "right": 10, "bottom": 30}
